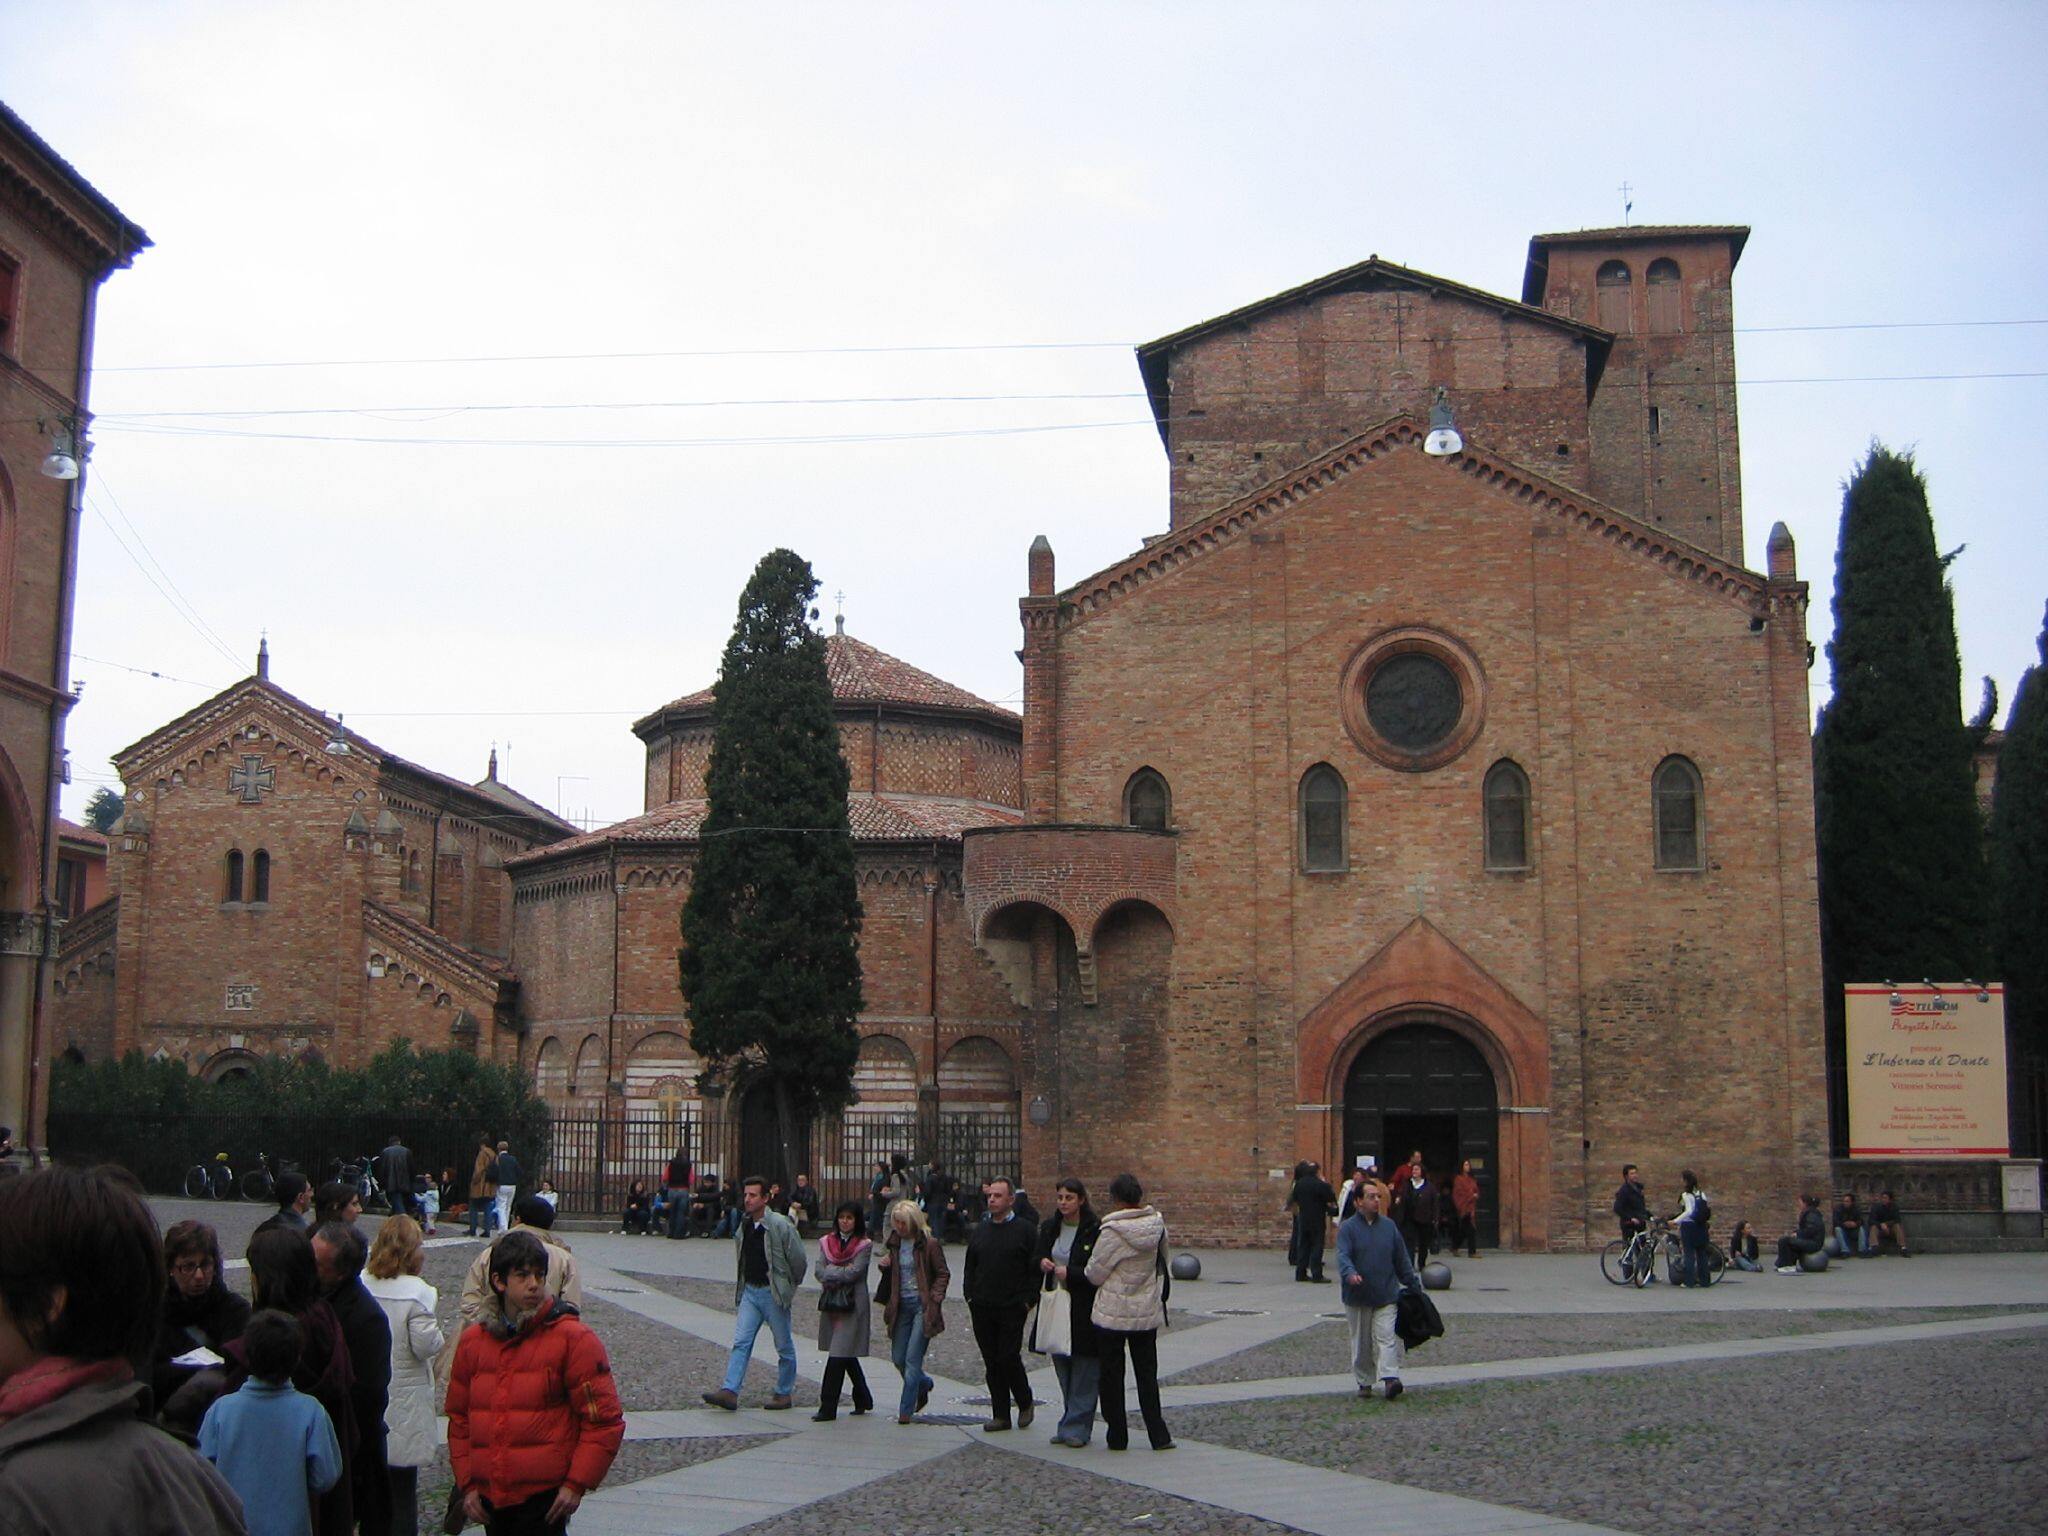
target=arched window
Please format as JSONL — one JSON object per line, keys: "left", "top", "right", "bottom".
{"left": 1646, "top": 258, "right": 1682, "bottom": 333}
{"left": 1124, "top": 768, "right": 1171, "bottom": 831}
{"left": 1653, "top": 757, "right": 1704, "bottom": 870}
{"left": 223, "top": 850, "right": 243, "bottom": 903}
{"left": 1299, "top": 764, "right": 1347, "bottom": 872}
{"left": 251, "top": 849, "right": 271, "bottom": 903}
{"left": 1596, "top": 259, "right": 1633, "bottom": 333}
{"left": 1483, "top": 760, "right": 1530, "bottom": 870}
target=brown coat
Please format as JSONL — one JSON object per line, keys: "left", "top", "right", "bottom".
{"left": 469, "top": 1144, "right": 496, "bottom": 1201}
{"left": 875, "top": 1231, "right": 949, "bottom": 1337}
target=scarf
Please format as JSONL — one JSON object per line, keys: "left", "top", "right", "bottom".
{"left": 0, "top": 1356, "right": 131, "bottom": 1426}
{"left": 819, "top": 1231, "right": 870, "bottom": 1267}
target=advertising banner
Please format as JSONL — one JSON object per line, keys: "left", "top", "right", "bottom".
{"left": 1846, "top": 983, "right": 2008, "bottom": 1157}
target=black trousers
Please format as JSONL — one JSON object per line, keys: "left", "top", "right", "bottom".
{"left": 1293, "top": 1212, "right": 1326, "bottom": 1279}
{"left": 1096, "top": 1327, "right": 1171, "bottom": 1449}
{"left": 1454, "top": 1213, "right": 1478, "bottom": 1257}
{"left": 817, "top": 1355, "right": 873, "bottom": 1415}
{"left": 969, "top": 1302, "right": 1034, "bottom": 1420}
{"left": 484, "top": 1490, "right": 567, "bottom": 1535}
{"left": 1403, "top": 1220, "right": 1433, "bottom": 1267}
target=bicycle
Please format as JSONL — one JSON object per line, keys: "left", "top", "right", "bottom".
{"left": 182, "top": 1152, "right": 236, "bottom": 1200}
{"left": 239, "top": 1150, "right": 293, "bottom": 1203}
{"left": 1600, "top": 1219, "right": 1675, "bottom": 1287}
{"left": 331, "top": 1153, "right": 388, "bottom": 1213}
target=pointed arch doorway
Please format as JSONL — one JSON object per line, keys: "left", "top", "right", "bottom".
{"left": 1343, "top": 1020, "right": 1499, "bottom": 1248}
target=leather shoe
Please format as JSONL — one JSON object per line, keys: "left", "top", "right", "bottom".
{"left": 1383, "top": 1379, "right": 1404, "bottom": 1402}
{"left": 1152, "top": 1440, "right": 1177, "bottom": 1451}
{"left": 1017, "top": 1400, "right": 1035, "bottom": 1429}
{"left": 897, "top": 1412, "right": 914, "bottom": 1425}
{"left": 980, "top": 1418, "right": 1012, "bottom": 1432}
{"left": 700, "top": 1388, "right": 739, "bottom": 1411}
{"left": 764, "top": 1393, "right": 793, "bottom": 1410}
{"left": 810, "top": 1409, "right": 836, "bottom": 1422}
{"left": 916, "top": 1381, "right": 931, "bottom": 1414}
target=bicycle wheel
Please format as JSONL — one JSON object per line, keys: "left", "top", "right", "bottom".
{"left": 1600, "top": 1239, "right": 1634, "bottom": 1285}
{"left": 210, "top": 1166, "right": 234, "bottom": 1200}
{"left": 183, "top": 1165, "right": 209, "bottom": 1200}
{"left": 241, "top": 1168, "right": 274, "bottom": 1202}
{"left": 1705, "top": 1241, "right": 1729, "bottom": 1285}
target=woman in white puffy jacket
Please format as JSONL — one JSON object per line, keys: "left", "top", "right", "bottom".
{"left": 364, "top": 1215, "right": 447, "bottom": 1536}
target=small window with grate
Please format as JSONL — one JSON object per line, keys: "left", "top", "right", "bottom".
{"left": 1124, "top": 768, "right": 1171, "bottom": 831}
{"left": 1483, "top": 760, "right": 1530, "bottom": 870}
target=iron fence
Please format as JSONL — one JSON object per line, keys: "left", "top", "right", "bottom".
{"left": 46, "top": 1110, "right": 524, "bottom": 1210}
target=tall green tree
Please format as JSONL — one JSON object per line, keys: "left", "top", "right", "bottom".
{"left": 1814, "top": 446, "right": 1990, "bottom": 1146}
{"left": 1989, "top": 604, "right": 2048, "bottom": 1152}
{"left": 679, "top": 550, "right": 863, "bottom": 1188}
{"left": 82, "top": 786, "right": 123, "bottom": 833}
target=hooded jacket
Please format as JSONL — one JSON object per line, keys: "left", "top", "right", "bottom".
{"left": 441, "top": 1225, "right": 582, "bottom": 1411}
{"left": 0, "top": 1372, "right": 247, "bottom": 1536}
{"left": 446, "top": 1298, "right": 624, "bottom": 1511}
{"left": 363, "top": 1273, "right": 445, "bottom": 1468}
{"left": 1084, "top": 1206, "right": 1168, "bottom": 1333}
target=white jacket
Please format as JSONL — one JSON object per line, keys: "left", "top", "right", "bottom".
{"left": 364, "top": 1272, "right": 446, "bottom": 1467}
{"left": 1084, "top": 1205, "right": 1168, "bottom": 1333}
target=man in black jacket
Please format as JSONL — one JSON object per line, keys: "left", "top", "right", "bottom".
{"left": 313, "top": 1219, "right": 393, "bottom": 1536}
{"left": 379, "top": 1132, "right": 413, "bottom": 1219}
{"left": 1612, "top": 1163, "right": 1654, "bottom": 1283}
{"left": 1288, "top": 1162, "right": 1338, "bottom": 1282}
{"left": 963, "top": 1176, "right": 1039, "bottom": 1433}
{"left": 1775, "top": 1195, "right": 1829, "bottom": 1272}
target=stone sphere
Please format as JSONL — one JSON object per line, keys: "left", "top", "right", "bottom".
{"left": 1169, "top": 1253, "right": 1201, "bottom": 1281}
{"left": 1420, "top": 1261, "right": 1454, "bottom": 1291}
{"left": 1799, "top": 1249, "right": 1831, "bottom": 1273}
{"left": 1822, "top": 1235, "right": 1845, "bottom": 1258}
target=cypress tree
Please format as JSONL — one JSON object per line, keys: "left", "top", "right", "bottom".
{"left": 1989, "top": 605, "right": 2048, "bottom": 1153}
{"left": 1813, "top": 446, "right": 1989, "bottom": 1146}
{"left": 679, "top": 550, "right": 864, "bottom": 1189}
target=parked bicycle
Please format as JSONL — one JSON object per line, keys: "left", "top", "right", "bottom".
{"left": 239, "top": 1150, "right": 294, "bottom": 1203}
{"left": 182, "top": 1152, "right": 236, "bottom": 1200}
{"left": 329, "top": 1152, "right": 389, "bottom": 1213}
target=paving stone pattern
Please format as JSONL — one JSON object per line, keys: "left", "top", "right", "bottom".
{"left": 1172, "top": 1332, "right": 2048, "bottom": 1535}
{"left": 1167, "top": 1305, "right": 2029, "bottom": 1385}
{"left": 418, "top": 1435, "right": 780, "bottom": 1530}
{"left": 732, "top": 1441, "right": 1299, "bottom": 1536}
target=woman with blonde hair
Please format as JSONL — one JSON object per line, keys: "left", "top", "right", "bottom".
{"left": 362, "top": 1215, "right": 445, "bottom": 1536}
{"left": 873, "top": 1197, "right": 949, "bottom": 1424}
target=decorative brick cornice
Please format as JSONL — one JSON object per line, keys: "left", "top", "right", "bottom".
{"left": 1053, "top": 417, "right": 1770, "bottom": 629}
{"left": 363, "top": 899, "right": 515, "bottom": 997}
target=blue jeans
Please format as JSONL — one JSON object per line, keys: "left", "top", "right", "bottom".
{"left": 722, "top": 1284, "right": 797, "bottom": 1396}
{"left": 890, "top": 1294, "right": 932, "bottom": 1417}
{"left": 1679, "top": 1223, "right": 1712, "bottom": 1288}
{"left": 1051, "top": 1352, "right": 1098, "bottom": 1443}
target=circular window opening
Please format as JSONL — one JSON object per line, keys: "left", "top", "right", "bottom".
{"left": 1340, "top": 627, "right": 1486, "bottom": 772}
{"left": 1365, "top": 652, "right": 1462, "bottom": 753}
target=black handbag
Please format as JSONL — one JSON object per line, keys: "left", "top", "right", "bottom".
{"left": 818, "top": 1282, "right": 857, "bottom": 1314}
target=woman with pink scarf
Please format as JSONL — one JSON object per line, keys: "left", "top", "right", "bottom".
{"left": 0, "top": 1163, "right": 245, "bottom": 1535}
{"left": 811, "top": 1201, "right": 875, "bottom": 1421}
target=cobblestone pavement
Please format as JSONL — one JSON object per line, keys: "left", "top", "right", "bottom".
{"left": 580, "top": 1293, "right": 822, "bottom": 1410}
{"left": 732, "top": 1441, "right": 1298, "bottom": 1536}
{"left": 1172, "top": 1331, "right": 2048, "bottom": 1535}
{"left": 416, "top": 1435, "right": 781, "bottom": 1528}
{"left": 1167, "top": 1304, "right": 2028, "bottom": 1385}
{"left": 620, "top": 1267, "right": 1211, "bottom": 1389}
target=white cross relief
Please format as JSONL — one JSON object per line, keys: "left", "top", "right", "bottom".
{"left": 229, "top": 754, "right": 275, "bottom": 804}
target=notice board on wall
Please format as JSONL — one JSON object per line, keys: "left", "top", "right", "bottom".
{"left": 1846, "top": 983, "right": 2009, "bottom": 1158}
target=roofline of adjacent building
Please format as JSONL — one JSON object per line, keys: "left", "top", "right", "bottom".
{"left": 1133, "top": 255, "right": 1616, "bottom": 449}
{"left": 0, "top": 99, "right": 152, "bottom": 268}
{"left": 632, "top": 693, "right": 1022, "bottom": 744}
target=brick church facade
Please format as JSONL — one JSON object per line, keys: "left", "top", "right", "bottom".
{"left": 52, "top": 222, "right": 1831, "bottom": 1246}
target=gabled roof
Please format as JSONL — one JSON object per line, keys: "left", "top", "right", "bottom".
{"left": 1052, "top": 415, "right": 1772, "bottom": 629}
{"left": 112, "top": 676, "right": 577, "bottom": 841}
{"left": 1134, "top": 256, "right": 1615, "bottom": 448}
{"left": 364, "top": 899, "right": 516, "bottom": 989}
{"left": 1521, "top": 225, "right": 1749, "bottom": 306}
{"left": 634, "top": 631, "right": 1019, "bottom": 740}
{"left": 506, "top": 791, "right": 1024, "bottom": 871}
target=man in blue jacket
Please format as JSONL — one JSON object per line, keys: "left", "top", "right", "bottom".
{"left": 1337, "top": 1179, "right": 1422, "bottom": 1401}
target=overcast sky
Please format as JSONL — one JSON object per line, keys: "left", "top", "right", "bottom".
{"left": 6, "top": 2, "right": 2044, "bottom": 831}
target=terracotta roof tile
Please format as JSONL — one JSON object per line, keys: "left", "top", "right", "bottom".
{"left": 644, "top": 632, "right": 1017, "bottom": 724}
{"left": 508, "top": 792, "right": 1023, "bottom": 867}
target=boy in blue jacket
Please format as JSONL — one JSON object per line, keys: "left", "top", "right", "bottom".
{"left": 199, "top": 1308, "right": 343, "bottom": 1536}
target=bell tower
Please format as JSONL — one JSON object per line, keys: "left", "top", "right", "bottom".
{"left": 1524, "top": 226, "right": 1749, "bottom": 565}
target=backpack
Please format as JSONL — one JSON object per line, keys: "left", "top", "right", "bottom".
{"left": 1690, "top": 1192, "right": 1711, "bottom": 1226}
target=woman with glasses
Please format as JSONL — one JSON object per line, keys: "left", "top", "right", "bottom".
{"left": 151, "top": 1219, "right": 251, "bottom": 1428}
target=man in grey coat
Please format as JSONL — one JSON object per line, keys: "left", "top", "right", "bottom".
{"left": 1336, "top": 1179, "right": 1422, "bottom": 1401}
{"left": 702, "top": 1175, "right": 808, "bottom": 1411}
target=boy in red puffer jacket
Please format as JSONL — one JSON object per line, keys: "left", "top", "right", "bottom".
{"left": 447, "top": 1231, "right": 624, "bottom": 1533}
